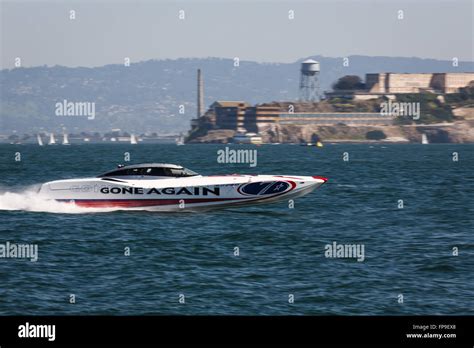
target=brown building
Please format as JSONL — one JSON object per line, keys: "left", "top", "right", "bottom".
{"left": 198, "top": 100, "right": 393, "bottom": 132}
{"left": 213, "top": 101, "right": 249, "bottom": 129}
{"left": 243, "top": 105, "right": 281, "bottom": 132}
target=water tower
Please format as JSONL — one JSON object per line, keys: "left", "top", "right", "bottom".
{"left": 299, "top": 59, "right": 320, "bottom": 102}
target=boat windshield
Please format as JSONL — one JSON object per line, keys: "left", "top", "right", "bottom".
{"left": 99, "top": 166, "right": 199, "bottom": 178}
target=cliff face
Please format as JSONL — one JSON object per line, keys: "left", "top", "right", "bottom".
{"left": 188, "top": 120, "right": 474, "bottom": 144}
{"left": 267, "top": 121, "right": 474, "bottom": 144}
{"left": 187, "top": 129, "right": 235, "bottom": 143}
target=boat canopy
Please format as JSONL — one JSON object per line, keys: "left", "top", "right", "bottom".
{"left": 98, "top": 163, "right": 199, "bottom": 178}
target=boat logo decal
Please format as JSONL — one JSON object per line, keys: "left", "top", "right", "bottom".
{"left": 237, "top": 181, "right": 291, "bottom": 196}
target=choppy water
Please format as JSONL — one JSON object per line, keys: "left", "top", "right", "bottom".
{"left": 0, "top": 144, "right": 473, "bottom": 315}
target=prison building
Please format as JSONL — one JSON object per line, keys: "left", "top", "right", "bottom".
{"left": 366, "top": 73, "right": 474, "bottom": 94}
{"left": 209, "top": 101, "right": 394, "bottom": 130}
{"left": 213, "top": 101, "right": 249, "bottom": 129}
{"left": 243, "top": 105, "right": 281, "bottom": 132}
{"left": 190, "top": 108, "right": 216, "bottom": 132}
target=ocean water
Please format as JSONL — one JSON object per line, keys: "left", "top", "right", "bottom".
{"left": 0, "top": 143, "right": 473, "bottom": 315}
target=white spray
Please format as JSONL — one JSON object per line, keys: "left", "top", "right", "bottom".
{"left": 0, "top": 186, "right": 116, "bottom": 214}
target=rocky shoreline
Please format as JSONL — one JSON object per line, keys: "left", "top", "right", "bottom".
{"left": 187, "top": 119, "right": 474, "bottom": 144}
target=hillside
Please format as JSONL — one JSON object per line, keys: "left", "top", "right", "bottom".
{"left": 1, "top": 56, "right": 473, "bottom": 133}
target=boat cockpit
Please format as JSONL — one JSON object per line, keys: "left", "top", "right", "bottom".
{"left": 98, "top": 163, "right": 199, "bottom": 179}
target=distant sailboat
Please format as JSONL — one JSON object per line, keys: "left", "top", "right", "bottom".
{"left": 62, "top": 133, "right": 70, "bottom": 145}
{"left": 48, "top": 133, "right": 56, "bottom": 145}
{"left": 37, "top": 134, "right": 44, "bottom": 146}
{"left": 130, "top": 134, "right": 138, "bottom": 145}
{"left": 421, "top": 134, "right": 429, "bottom": 144}
{"left": 176, "top": 133, "right": 185, "bottom": 146}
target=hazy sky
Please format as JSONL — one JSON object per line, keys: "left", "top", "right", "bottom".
{"left": 1, "top": 0, "right": 473, "bottom": 69}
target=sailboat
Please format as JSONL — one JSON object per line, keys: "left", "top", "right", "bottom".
{"left": 130, "top": 134, "right": 138, "bottom": 145}
{"left": 37, "top": 134, "right": 44, "bottom": 146}
{"left": 421, "top": 134, "right": 429, "bottom": 144}
{"left": 48, "top": 133, "right": 56, "bottom": 145}
{"left": 176, "top": 133, "right": 185, "bottom": 146}
{"left": 62, "top": 133, "right": 70, "bottom": 145}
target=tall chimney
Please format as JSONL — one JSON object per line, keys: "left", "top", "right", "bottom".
{"left": 197, "top": 69, "right": 204, "bottom": 118}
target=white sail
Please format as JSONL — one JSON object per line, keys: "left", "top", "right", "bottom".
{"left": 62, "top": 133, "right": 70, "bottom": 145}
{"left": 130, "top": 134, "right": 138, "bottom": 145}
{"left": 49, "top": 133, "right": 56, "bottom": 145}
{"left": 37, "top": 134, "right": 44, "bottom": 146}
{"left": 176, "top": 133, "right": 184, "bottom": 146}
{"left": 421, "top": 134, "right": 429, "bottom": 144}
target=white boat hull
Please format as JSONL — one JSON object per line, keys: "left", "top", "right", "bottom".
{"left": 38, "top": 174, "right": 327, "bottom": 211}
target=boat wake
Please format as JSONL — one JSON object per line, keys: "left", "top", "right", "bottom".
{"left": 0, "top": 186, "right": 117, "bottom": 214}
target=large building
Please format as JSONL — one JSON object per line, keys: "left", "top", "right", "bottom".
{"left": 366, "top": 72, "right": 474, "bottom": 94}
{"left": 190, "top": 101, "right": 247, "bottom": 132}
{"left": 202, "top": 101, "right": 392, "bottom": 132}
{"left": 326, "top": 72, "right": 474, "bottom": 99}
{"left": 213, "top": 101, "right": 249, "bottom": 129}
{"left": 243, "top": 104, "right": 282, "bottom": 132}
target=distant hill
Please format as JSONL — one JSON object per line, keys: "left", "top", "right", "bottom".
{"left": 1, "top": 56, "right": 473, "bottom": 133}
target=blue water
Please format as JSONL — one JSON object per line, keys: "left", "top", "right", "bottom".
{"left": 0, "top": 144, "right": 473, "bottom": 315}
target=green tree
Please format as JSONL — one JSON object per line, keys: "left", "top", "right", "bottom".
{"left": 333, "top": 75, "right": 365, "bottom": 90}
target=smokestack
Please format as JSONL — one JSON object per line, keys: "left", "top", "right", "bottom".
{"left": 197, "top": 69, "right": 204, "bottom": 118}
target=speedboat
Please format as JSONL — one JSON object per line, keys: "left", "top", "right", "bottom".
{"left": 38, "top": 163, "right": 328, "bottom": 211}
